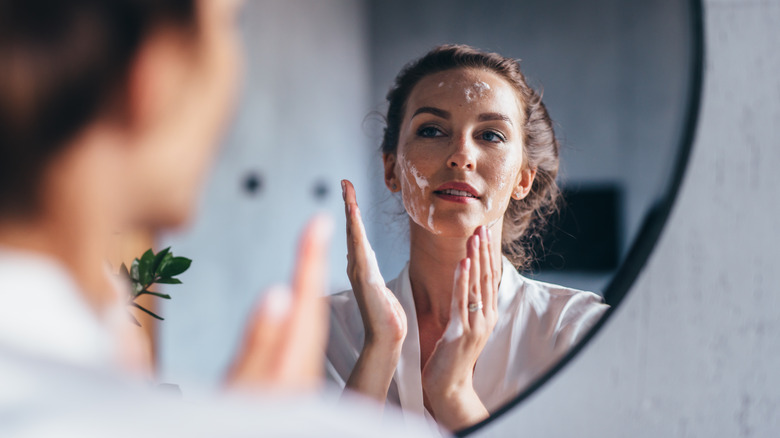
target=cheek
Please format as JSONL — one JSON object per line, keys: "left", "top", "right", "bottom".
{"left": 483, "top": 150, "right": 523, "bottom": 211}
{"left": 397, "top": 151, "right": 427, "bottom": 213}
{"left": 396, "top": 145, "right": 440, "bottom": 230}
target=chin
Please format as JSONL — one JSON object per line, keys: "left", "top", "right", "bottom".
{"left": 415, "top": 215, "right": 484, "bottom": 238}
{"left": 137, "top": 198, "right": 195, "bottom": 232}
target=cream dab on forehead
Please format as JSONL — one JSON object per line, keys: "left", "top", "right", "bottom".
{"left": 464, "top": 81, "right": 491, "bottom": 102}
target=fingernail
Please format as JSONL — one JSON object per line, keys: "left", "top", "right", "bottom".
{"left": 473, "top": 234, "right": 480, "bottom": 248}
{"left": 261, "top": 285, "right": 292, "bottom": 321}
{"left": 341, "top": 180, "right": 346, "bottom": 200}
{"left": 480, "top": 226, "right": 488, "bottom": 241}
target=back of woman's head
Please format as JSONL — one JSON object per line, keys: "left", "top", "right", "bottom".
{"left": 381, "top": 44, "right": 560, "bottom": 269}
{"left": 0, "top": 0, "right": 196, "bottom": 218}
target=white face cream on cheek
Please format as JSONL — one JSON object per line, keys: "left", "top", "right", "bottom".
{"left": 409, "top": 163, "right": 429, "bottom": 190}
{"left": 397, "top": 151, "right": 436, "bottom": 231}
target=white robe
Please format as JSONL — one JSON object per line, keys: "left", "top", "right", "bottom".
{"left": 326, "top": 256, "right": 608, "bottom": 426}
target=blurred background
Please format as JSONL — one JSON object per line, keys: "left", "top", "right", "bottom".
{"left": 157, "top": 0, "right": 690, "bottom": 387}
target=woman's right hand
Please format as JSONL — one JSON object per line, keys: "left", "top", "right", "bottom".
{"left": 342, "top": 179, "right": 407, "bottom": 404}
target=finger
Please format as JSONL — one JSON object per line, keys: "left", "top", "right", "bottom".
{"left": 342, "top": 180, "right": 372, "bottom": 276}
{"left": 226, "top": 285, "right": 291, "bottom": 388}
{"left": 342, "top": 180, "right": 359, "bottom": 260}
{"left": 477, "top": 226, "right": 492, "bottom": 317}
{"left": 283, "top": 214, "right": 333, "bottom": 387}
{"left": 467, "top": 232, "right": 481, "bottom": 326}
{"left": 450, "top": 257, "right": 470, "bottom": 333}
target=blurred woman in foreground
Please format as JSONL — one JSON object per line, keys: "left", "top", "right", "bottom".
{"left": 0, "top": 1, "right": 430, "bottom": 436}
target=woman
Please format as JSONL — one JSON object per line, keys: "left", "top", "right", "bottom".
{"left": 0, "top": 1, "right": 431, "bottom": 436}
{"left": 327, "top": 45, "right": 609, "bottom": 431}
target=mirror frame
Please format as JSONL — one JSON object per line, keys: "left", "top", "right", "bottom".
{"left": 457, "top": 0, "right": 705, "bottom": 434}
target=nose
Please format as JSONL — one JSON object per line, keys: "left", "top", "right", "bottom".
{"left": 447, "top": 134, "right": 476, "bottom": 170}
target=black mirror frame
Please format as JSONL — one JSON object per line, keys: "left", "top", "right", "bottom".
{"left": 457, "top": 0, "right": 705, "bottom": 434}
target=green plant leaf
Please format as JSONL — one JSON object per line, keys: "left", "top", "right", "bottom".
{"left": 157, "top": 252, "right": 173, "bottom": 275}
{"left": 137, "top": 291, "right": 171, "bottom": 300}
{"left": 152, "top": 247, "right": 171, "bottom": 275}
{"left": 138, "top": 249, "right": 155, "bottom": 286}
{"left": 130, "top": 259, "right": 140, "bottom": 282}
{"left": 132, "top": 303, "right": 164, "bottom": 321}
{"left": 159, "top": 256, "right": 191, "bottom": 278}
{"left": 155, "top": 277, "right": 182, "bottom": 285}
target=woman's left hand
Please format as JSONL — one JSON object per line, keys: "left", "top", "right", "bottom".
{"left": 421, "top": 225, "right": 499, "bottom": 431}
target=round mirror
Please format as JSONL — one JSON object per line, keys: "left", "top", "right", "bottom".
{"left": 159, "top": 0, "right": 703, "bottom": 434}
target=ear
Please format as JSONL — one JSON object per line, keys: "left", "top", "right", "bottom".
{"left": 511, "top": 167, "right": 537, "bottom": 200}
{"left": 383, "top": 153, "right": 401, "bottom": 193}
{"left": 126, "top": 32, "right": 189, "bottom": 134}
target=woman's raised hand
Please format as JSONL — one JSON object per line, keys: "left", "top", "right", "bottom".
{"left": 342, "top": 179, "right": 408, "bottom": 404}
{"left": 225, "top": 215, "right": 332, "bottom": 392}
{"left": 421, "top": 225, "right": 499, "bottom": 431}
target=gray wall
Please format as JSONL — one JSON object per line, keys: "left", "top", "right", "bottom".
{"left": 478, "top": 1, "right": 780, "bottom": 436}
{"left": 158, "top": 0, "right": 371, "bottom": 385}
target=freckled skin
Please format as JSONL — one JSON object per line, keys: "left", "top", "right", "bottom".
{"left": 394, "top": 68, "right": 529, "bottom": 237}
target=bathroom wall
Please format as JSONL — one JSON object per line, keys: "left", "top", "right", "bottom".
{"left": 478, "top": 1, "right": 780, "bottom": 436}
{"left": 158, "top": 0, "right": 371, "bottom": 385}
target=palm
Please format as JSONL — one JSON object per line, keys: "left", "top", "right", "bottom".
{"left": 342, "top": 179, "right": 408, "bottom": 347}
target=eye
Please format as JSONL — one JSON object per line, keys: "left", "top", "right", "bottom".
{"left": 480, "top": 130, "right": 506, "bottom": 143}
{"left": 417, "top": 126, "right": 444, "bottom": 138}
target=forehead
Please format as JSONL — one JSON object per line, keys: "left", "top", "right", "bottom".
{"left": 404, "top": 68, "right": 524, "bottom": 122}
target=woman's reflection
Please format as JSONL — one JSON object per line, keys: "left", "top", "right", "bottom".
{"left": 327, "top": 45, "right": 609, "bottom": 431}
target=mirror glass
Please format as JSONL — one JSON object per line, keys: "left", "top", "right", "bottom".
{"left": 159, "top": 0, "right": 699, "bottom": 433}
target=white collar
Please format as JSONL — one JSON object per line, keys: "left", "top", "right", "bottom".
{"left": 0, "top": 247, "right": 118, "bottom": 369}
{"left": 391, "top": 256, "right": 519, "bottom": 423}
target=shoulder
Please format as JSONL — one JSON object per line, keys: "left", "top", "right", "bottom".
{"left": 521, "top": 276, "right": 606, "bottom": 322}
{"left": 500, "top": 267, "right": 608, "bottom": 347}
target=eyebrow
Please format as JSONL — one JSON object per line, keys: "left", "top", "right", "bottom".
{"left": 412, "top": 107, "right": 514, "bottom": 127}
{"left": 411, "top": 106, "right": 451, "bottom": 119}
{"left": 478, "top": 112, "right": 513, "bottom": 126}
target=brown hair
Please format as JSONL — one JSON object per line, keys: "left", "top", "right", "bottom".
{"left": 0, "top": 0, "right": 197, "bottom": 218}
{"left": 381, "top": 44, "right": 560, "bottom": 269}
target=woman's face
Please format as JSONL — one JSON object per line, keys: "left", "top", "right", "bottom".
{"left": 125, "top": 0, "right": 244, "bottom": 228}
{"left": 386, "top": 68, "right": 535, "bottom": 237}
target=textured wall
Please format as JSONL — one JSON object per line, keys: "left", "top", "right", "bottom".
{"left": 478, "top": 1, "right": 780, "bottom": 436}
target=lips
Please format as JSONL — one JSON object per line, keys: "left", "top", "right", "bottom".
{"left": 433, "top": 182, "right": 481, "bottom": 203}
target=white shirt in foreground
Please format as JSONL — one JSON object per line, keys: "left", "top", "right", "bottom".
{"left": 0, "top": 248, "right": 437, "bottom": 438}
{"left": 327, "top": 256, "right": 608, "bottom": 425}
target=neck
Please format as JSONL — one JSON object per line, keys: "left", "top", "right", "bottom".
{"left": 0, "top": 125, "right": 128, "bottom": 315}
{"left": 408, "top": 219, "right": 504, "bottom": 328}
{"left": 0, "top": 216, "right": 116, "bottom": 314}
